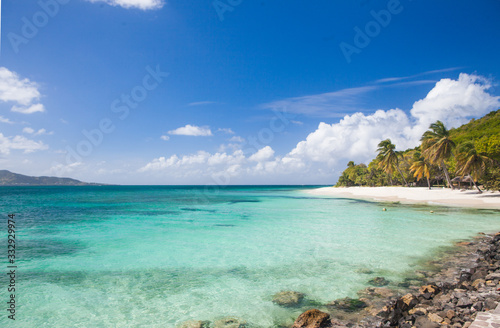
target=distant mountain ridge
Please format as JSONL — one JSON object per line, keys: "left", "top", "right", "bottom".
{"left": 0, "top": 170, "right": 102, "bottom": 186}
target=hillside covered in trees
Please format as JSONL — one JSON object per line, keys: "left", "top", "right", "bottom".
{"left": 0, "top": 170, "right": 102, "bottom": 186}
{"left": 336, "top": 110, "right": 500, "bottom": 191}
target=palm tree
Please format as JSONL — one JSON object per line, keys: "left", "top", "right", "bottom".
{"left": 410, "top": 151, "right": 432, "bottom": 189}
{"left": 456, "top": 141, "right": 491, "bottom": 193}
{"left": 376, "top": 139, "right": 408, "bottom": 186}
{"left": 421, "top": 121, "right": 455, "bottom": 189}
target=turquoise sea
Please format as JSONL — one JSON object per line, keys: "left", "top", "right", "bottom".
{"left": 1, "top": 185, "right": 499, "bottom": 327}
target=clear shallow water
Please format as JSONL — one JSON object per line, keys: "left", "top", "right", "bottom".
{"left": 0, "top": 186, "right": 499, "bottom": 327}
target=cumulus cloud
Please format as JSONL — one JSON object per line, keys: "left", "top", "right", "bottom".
{"left": 408, "top": 74, "right": 500, "bottom": 139}
{"left": 168, "top": 124, "right": 213, "bottom": 136}
{"left": 140, "top": 150, "right": 245, "bottom": 172}
{"left": 0, "top": 67, "right": 45, "bottom": 114}
{"left": 0, "top": 133, "right": 48, "bottom": 155}
{"left": 86, "top": 0, "right": 164, "bottom": 10}
{"left": 249, "top": 146, "right": 275, "bottom": 162}
{"left": 160, "top": 135, "right": 170, "bottom": 141}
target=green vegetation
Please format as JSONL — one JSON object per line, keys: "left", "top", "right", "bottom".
{"left": 336, "top": 109, "right": 500, "bottom": 191}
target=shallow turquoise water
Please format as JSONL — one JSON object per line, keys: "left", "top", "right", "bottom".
{"left": 0, "top": 186, "right": 499, "bottom": 327}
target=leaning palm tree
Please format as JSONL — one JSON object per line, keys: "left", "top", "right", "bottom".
{"left": 410, "top": 151, "right": 432, "bottom": 189}
{"left": 376, "top": 139, "right": 408, "bottom": 186}
{"left": 456, "top": 141, "right": 491, "bottom": 193}
{"left": 421, "top": 121, "right": 455, "bottom": 189}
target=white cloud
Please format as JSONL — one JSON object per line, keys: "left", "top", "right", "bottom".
{"left": 375, "top": 67, "right": 462, "bottom": 84}
{"left": 408, "top": 73, "right": 500, "bottom": 139}
{"left": 0, "top": 67, "right": 41, "bottom": 105}
{"left": 0, "top": 67, "right": 45, "bottom": 114}
{"left": 229, "top": 136, "right": 245, "bottom": 143}
{"left": 249, "top": 146, "right": 275, "bottom": 162}
{"left": 0, "top": 133, "right": 48, "bottom": 155}
{"left": 0, "top": 116, "right": 14, "bottom": 124}
{"left": 188, "top": 101, "right": 217, "bottom": 106}
{"left": 261, "top": 86, "right": 376, "bottom": 117}
{"left": 49, "top": 162, "right": 83, "bottom": 176}
{"left": 287, "top": 109, "right": 411, "bottom": 167}
{"left": 217, "top": 128, "right": 235, "bottom": 134}
{"left": 140, "top": 150, "right": 246, "bottom": 172}
{"left": 160, "top": 135, "right": 170, "bottom": 141}
{"left": 11, "top": 103, "right": 45, "bottom": 114}
{"left": 86, "top": 0, "right": 164, "bottom": 10}
{"left": 168, "top": 124, "right": 213, "bottom": 136}
{"left": 23, "top": 127, "right": 53, "bottom": 136}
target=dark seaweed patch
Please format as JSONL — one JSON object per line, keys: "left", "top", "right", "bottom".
{"left": 180, "top": 207, "right": 217, "bottom": 213}
{"left": 17, "top": 239, "right": 86, "bottom": 259}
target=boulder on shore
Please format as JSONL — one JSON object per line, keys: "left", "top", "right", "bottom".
{"left": 292, "top": 309, "right": 332, "bottom": 328}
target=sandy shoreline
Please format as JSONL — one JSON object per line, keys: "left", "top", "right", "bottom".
{"left": 307, "top": 187, "right": 500, "bottom": 210}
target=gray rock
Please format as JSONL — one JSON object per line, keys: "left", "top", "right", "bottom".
{"left": 457, "top": 297, "right": 473, "bottom": 307}
{"left": 414, "top": 316, "right": 439, "bottom": 328}
{"left": 485, "top": 272, "right": 500, "bottom": 280}
{"left": 484, "top": 299, "right": 498, "bottom": 310}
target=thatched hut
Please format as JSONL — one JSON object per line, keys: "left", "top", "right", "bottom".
{"left": 451, "top": 176, "right": 474, "bottom": 189}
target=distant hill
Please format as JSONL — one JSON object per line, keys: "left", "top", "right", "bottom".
{"left": 0, "top": 170, "right": 102, "bottom": 186}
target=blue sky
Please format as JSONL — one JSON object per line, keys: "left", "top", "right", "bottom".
{"left": 0, "top": 0, "right": 499, "bottom": 184}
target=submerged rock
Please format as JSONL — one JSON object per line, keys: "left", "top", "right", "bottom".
{"left": 272, "top": 291, "right": 305, "bottom": 307}
{"left": 292, "top": 309, "right": 332, "bottom": 328}
{"left": 358, "top": 287, "right": 394, "bottom": 298}
{"left": 178, "top": 320, "right": 210, "bottom": 328}
{"left": 355, "top": 268, "right": 374, "bottom": 274}
{"left": 328, "top": 297, "right": 368, "bottom": 312}
{"left": 368, "top": 276, "right": 390, "bottom": 286}
{"left": 213, "top": 317, "right": 247, "bottom": 328}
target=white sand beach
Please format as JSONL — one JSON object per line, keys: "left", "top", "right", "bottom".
{"left": 307, "top": 187, "right": 500, "bottom": 209}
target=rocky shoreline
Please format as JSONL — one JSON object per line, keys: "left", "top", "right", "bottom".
{"left": 291, "top": 232, "right": 500, "bottom": 328}
{"left": 179, "top": 232, "right": 500, "bottom": 328}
